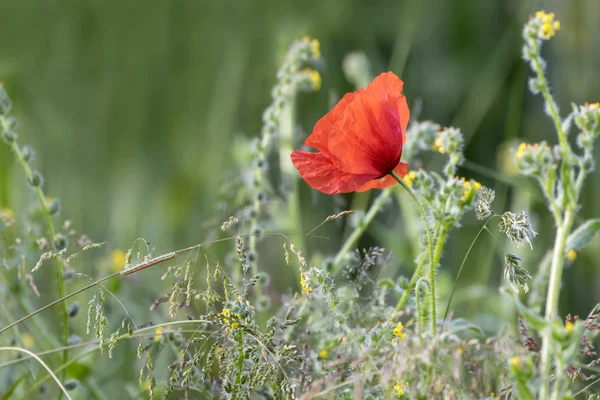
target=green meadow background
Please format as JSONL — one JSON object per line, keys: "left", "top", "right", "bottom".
{"left": 0, "top": 0, "right": 599, "bottom": 394}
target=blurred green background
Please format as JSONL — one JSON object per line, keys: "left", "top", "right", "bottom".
{"left": 1, "top": 0, "right": 600, "bottom": 377}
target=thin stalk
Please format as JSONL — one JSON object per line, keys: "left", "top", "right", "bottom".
{"left": 332, "top": 188, "right": 392, "bottom": 273}
{"left": 539, "top": 208, "right": 575, "bottom": 399}
{"left": 441, "top": 218, "right": 493, "bottom": 332}
{"left": 0, "top": 271, "right": 121, "bottom": 335}
{"left": 390, "top": 171, "right": 436, "bottom": 333}
{"left": 0, "top": 347, "right": 72, "bottom": 400}
{"left": 8, "top": 141, "right": 69, "bottom": 368}
{"left": 395, "top": 254, "right": 426, "bottom": 312}
{"left": 16, "top": 320, "right": 209, "bottom": 399}
{"left": 232, "top": 330, "right": 245, "bottom": 399}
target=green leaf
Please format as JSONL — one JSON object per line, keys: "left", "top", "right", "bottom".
{"left": 67, "top": 362, "right": 91, "bottom": 380}
{"left": 1, "top": 375, "right": 25, "bottom": 400}
{"left": 446, "top": 318, "right": 484, "bottom": 336}
{"left": 502, "top": 288, "right": 546, "bottom": 332}
{"left": 566, "top": 219, "right": 600, "bottom": 251}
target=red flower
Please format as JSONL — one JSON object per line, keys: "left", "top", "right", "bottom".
{"left": 291, "top": 72, "right": 410, "bottom": 194}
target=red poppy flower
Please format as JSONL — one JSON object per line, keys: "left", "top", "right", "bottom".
{"left": 291, "top": 72, "right": 410, "bottom": 194}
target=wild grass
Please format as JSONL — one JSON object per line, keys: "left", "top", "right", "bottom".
{"left": 1, "top": 8, "right": 600, "bottom": 400}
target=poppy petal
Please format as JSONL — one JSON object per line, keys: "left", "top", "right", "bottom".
{"left": 356, "top": 162, "right": 409, "bottom": 192}
{"left": 291, "top": 150, "right": 377, "bottom": 194}
{"left": 368, "top": 72, "right": 410, "bottom": 142}
{"left": 305, "top": 91, "right": 359, "bottom": 155}
{"left": 327, "top": 72, "right": 409, "bottom": 176}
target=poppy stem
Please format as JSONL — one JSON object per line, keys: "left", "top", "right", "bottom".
{"left": 390, "top": 171, "right": 437, "bottom": 334}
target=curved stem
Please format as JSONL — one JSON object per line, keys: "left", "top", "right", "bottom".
{"left": 440, "top": 218, "right": 493, "bottom": 332}
{"left": 0, "top": 347, "right": 72, "bottom": 400}
{"left": 390, "top": 171, "right": 436, "bottom": 333}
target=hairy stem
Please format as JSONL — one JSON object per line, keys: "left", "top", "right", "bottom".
{"left": 539, "top": 208, "right": 575, "bottom": 399}
{"left": 8, "top": 141, "right": 69, "bottom": 370}
{"left": 531, "top": 39, "right": 569, "bottom": 158}
{"left": 390, "top": 171, "right": 436, "bottom": 333}
{"left": 233, "top": 330, "right": 245, "bottom": 399}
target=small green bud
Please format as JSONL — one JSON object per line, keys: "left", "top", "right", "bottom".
{"left": 1, "top": 115, "right": 17, "bottom": 131}
{"left": 47, "top": 198, "right": 60, "bottom": 215}
{"left": 68, "top": 335, "right": 82, "bottom": 345}
{"left": 2, "top": 130, "right": 17, "bottom": 144}
{"left": 257, "top": 271, "right": 270, "bottom": 286}
{"left": 21, "top": 146, "right": 34, "bottom": 162}
{"left": 64, "top": 379, "right": 79, "bottom": 391}
{"left": 68, "top": 302, "right": 80, "bottom": 318}
{"left": 0, "top": 86, "right": 12, "bottom": 115}
{"left": 63, "top": 268, "right": 76, "bottom": 280}
{"left": 256, "top": 296, "right": 271, "bottom": 311}
{"left": 53, "top": 234, "right": 68, "bottom": 251}
{"left": 28, "top": 171, "right": 43, "bottom": 187}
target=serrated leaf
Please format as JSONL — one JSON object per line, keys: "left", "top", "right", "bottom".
{"left": 566, "top": 219, "right": 600, "bottom": 251}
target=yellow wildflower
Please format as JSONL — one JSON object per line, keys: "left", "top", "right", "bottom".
{"left": 392, "top": 338, "right": 397, "bottom": 345}
{"left": 432, "top": 136, "right": 445, "bottom": 154}
{"left": 403, "top": 171, "right": 416, "bottom": 186}
{"left": 510, "top": 356, "right": 520, "bottom": 366}
{"left": 111, "top": 250, "right": 127, "bottom": 272}
{"left": 231, "top": 322, "right": 240, "bottom": 329}
{"left": 393, "top": 322, "right": 405, "bottom": 340}
{"left": 535, "top": 11, "right": 560, "bottom": 40}
{"left": 311, "top": 39, "right": 321, "bottom": 59}
{"left": 393, "top": 381, "right": 408, "bottom": 396}
{"left": 304, "top": 68, "right": 321, "bottom": 91}
{"left": 21, "top": 333, "right": 35, "bottom": 348}
{"left": 319, "top": 349, "right": 328, "bottom": 358}
{"left": 154, "top": 326, "right": 164, "bottom": 342}
{"left": 567, "top": 249, "right": 577, "bottom": 263}
{"left": 566, "top": 321, "right": 574, "bottom": 333}
{"left": 516, "top": 142, "right": 528, "bottom": 160}
{"left": 300, "top": 272, "right": 312, "bottom": 294}
{"left": 0, "top": 208, "right": 14, "bottom": 220}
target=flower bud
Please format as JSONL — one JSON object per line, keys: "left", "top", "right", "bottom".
{"left": 21, "top": 146, "right": 34, "bottom": 162}
{"left": 28, "top": 171, "right": 43, "bottom": 187}
{"left": 64, "top": 379, "right": 79, "bottom": 391}
{"left": 53, "top": 234, "right": 68, "bottom": 251}
{"left": 47, "top": 198, "right": 60, "bottom": 216}
{"left": 68, "top": 335, "right": 82, "bottom": 345}
{"left": 68, "top": 301, "right": 80, "bottom": 318}
{"left": 2, "top": 130, "right": 17, "bottom": 144}
{"left": 63, "top": 268, "right": 76, "bottom": 280}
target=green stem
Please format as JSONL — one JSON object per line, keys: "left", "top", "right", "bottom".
{"left": 8, "top": 141, "right": 69, "bottom": 370}
{"left": 531, "top": 40, "right": 570, "bottom": 158}
{"left": 232, "top": 330, "right": 245, "bottom": 399}
{"left": 0, "top": 271, "right": 121, "bottom": 336}
{"left": 390, "top": 171, "right": 436, "bottom": 333}
{"left": 332, "top": 188, "right": 392, "bottom": 273}
{"left": 0, "top": 347, "right": 72, "bottom": 400}
{"left": 396, "top": 254, "right": 426, "bottom": 312}
{"left": 441, "top": 218, "right": 493, "bottom": 332}
{"left": 539, "top": 208, "right": 575, "bottom": 399}
{"left": 15, "top": 320, "right": 209, "bottom": 399}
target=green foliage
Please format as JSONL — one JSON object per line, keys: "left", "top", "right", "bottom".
{"left": 1, "top": 4, "right": 600, "bottom": 400}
